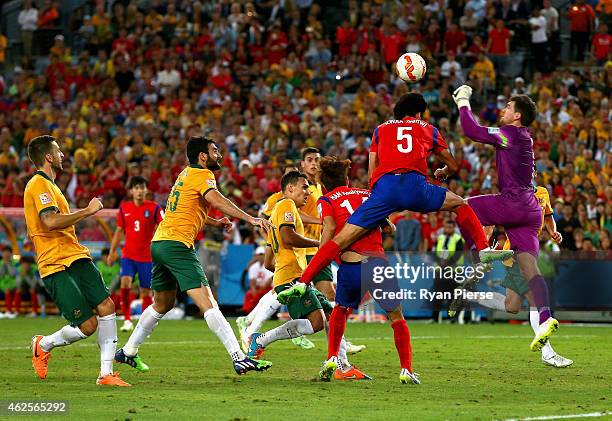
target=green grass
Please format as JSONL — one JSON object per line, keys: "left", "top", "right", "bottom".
{"left": 1, "top": 317, "right": 610, "bottom": 421}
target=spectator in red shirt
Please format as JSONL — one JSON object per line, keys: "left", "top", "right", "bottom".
{"left": 591, "top": 23, "right": 611, "bottom": 64}
{"left": 443, "top": 23, "right": 468, "bottom": 55}
{"left": 336, "top": 20, "right": 357, "bottom": 57}
{"left": 487, "top": 20, "right": 511, "bottom": 77}
{"left": 567, "top": 0, "right": 596, "bottom": 61}
{"left": 266, "top": 22, "right": 288, "bottom": 65}
{"left": 378, "top": 21, "right": 405, "bottom": 65}
{"left": 38, "top": 0, "right": 60, "bottom": 29}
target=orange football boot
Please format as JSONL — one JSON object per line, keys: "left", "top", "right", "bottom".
{"left": 31, "top": 335, "right": 51, "bottom": 379}
{"left": 333, "top": 365, "right": 372, "bottom": 380}
{"left": 96, "top": 372, "right": 132, "bottom": 387}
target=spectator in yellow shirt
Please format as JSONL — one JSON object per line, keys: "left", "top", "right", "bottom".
{"left": 469, "top": 53, "right": 496, "bottom": 95}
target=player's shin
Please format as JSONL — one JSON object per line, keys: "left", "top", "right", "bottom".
{"left": 301, "top": 241, "right": 341, "bottom": 284}
{"left": 97, "top": 313, "right": 118, "bottom": 377}
{"left": 455, "top": 205, "right": 488, "bottom": 251}
{"left": 326, "top": 306, "right": 349, "bottom": 360}
{"left": 123, "top": 305, "right": 165, "bottom": 356}
{"left": 528, "top": 275, "right": 552, "bottom": 323}
{"left": 257, "top": 319, "right": 315, "bottom": 347}
{"left": 39, "top": 324, "right": 88, "bottom": 352}
{"left": 246, "top": 291, "right": 281, "bottom": 336}
{"left": 204, "top": 308, "right": 246, "bottom": 361}
{"left": 391, "top": 319, "right": 413, "bottom": 372}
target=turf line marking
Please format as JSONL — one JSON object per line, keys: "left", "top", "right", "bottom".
{"left": 503, "top": 411, "right": 611, "bottom": 421}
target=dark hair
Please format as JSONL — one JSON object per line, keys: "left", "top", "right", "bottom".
{"left": 2, "top": 245, "right": 13, "bottom": 253}
{"left": 128, "top": 175, "right": 148, "bottom": 189}
{"left": 281, "top": 170, "right": 307, "bottom": 192}
{"left": 186, "top": 136, "right": 216, "bottom": 165}
{"left": 510, "top": 95, "right": 537, "bottom": 127}
{"left": 27, "top": 135, "right": 56, "bottom": 167}
{"left": 319, "top": 156, "right": 350, "bottom": 192}
{"left": 393, "top": 93, "right": 427, "bottom": 119}
{"left": 301, "top": 147, "right": 320, "bottom": 161}
{"left": 101, "top": 247, "right": 110, "bottom": 255}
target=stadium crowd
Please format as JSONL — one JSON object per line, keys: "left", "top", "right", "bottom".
{"left": 0, "top": 0, "right": 610, "bottom": 265}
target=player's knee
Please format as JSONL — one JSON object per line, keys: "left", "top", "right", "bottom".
{"left": 96, "top": 297, "right": 116, "bottom": 316}
{"left": 309, "top": 311, "right": 325, "bottom": 332}
{"left": 79, "top": 316, "right": 98, "bottom": 336}
{"left": 504, "top": 297, "right": 520, "bottom": 314}
{"left": 120, "top": 276, "right": 132, "bottom": 288}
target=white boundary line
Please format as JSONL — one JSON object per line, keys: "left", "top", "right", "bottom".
{"left": 503, "top": 411, "right": 611, "bottom": 421}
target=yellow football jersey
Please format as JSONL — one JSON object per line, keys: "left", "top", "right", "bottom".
{"left": 301, "top": 182, "right": 322, "bottom": 255}
{"left": 260, "top": 191, "right": 284, "bottom": 219}
{"left": 502, "top": 186, "right": 552, "bottom": 266}
{"left": 153, "top": 165, "right": 217, "bottom": 248}
{"left": 23, "top": 171, "right": 90, "bottom": 277}
{"left": 268, "top": 198, "right": 307, "bottom": 287}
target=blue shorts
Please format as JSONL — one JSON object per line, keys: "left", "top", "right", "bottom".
{"left": 348, "top": 172, "right": 447, "bottom": 229}
{"left": 120, "top": 258, "right": 152, "bottom": 289}
{"left": 336, "top": 258, "right": 402, "bottom": 312}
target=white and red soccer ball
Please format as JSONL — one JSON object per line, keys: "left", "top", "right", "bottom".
{"left": 395, "top": 53, "right": 427, "bottom": 83}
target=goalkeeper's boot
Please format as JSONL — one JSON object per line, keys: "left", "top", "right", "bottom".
{"left": 277, "top": 282, "right": 306, "bottom": 304}
{"left": 319, "top": 357, "right": 338, "bottom": 382}
{"left": 31, "top": 335, "right": 52, "bottom": 379}
{"left": 234, "top": 357, "right": 272, "bottom": 375}
{"left": 114, "top": 348, "right": 150, "bottom": 372}
{"left": 542, "top": 353, "right": 573, "bottom": 368}
{"left": 291, "top": 335, "right": 315, "bottom": 349}
{"left": 96, "top": 372, "right": 131, "bottom": 387}
{"left": 479, "top": 247, "right": 514, "bottom": 264}
{"left": 334, "top": 365, "right": 372, "bottom": 380}
{"left": 399, "top": 368, "right": 421, "bottom": 385}
{"left": 247, "top": 333, "right": 266, "bottom": 358}
{"left": 236, "top": 316, "right": 250, "bottom": 352}
{"left": 530, "top": 317, "right": 559, "bottom": 351}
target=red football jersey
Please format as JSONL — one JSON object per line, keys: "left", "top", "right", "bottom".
{"left": 318, "top": 186, "right": 385, "bottom": 259}
{"left": 117, "top": 200, "right": 163, "bottom": 262}
{"left": 369, "top": 117, "right": 448, "bottom": 187}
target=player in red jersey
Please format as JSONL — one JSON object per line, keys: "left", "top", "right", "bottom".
{"left": 315, "top": 157, "right": 419, "bottom": 384}
{"left": 290, "top": 93, "right": 512, "bottom": 296}
{"left": 108, "top": 176, "right": 163, "bottom": 332}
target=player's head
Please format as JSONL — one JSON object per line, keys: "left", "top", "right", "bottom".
{"left": 300, "top": 147, "right": 320, "bottom": 180}
{"left": 319, "top": 156, "right": 351, "bottom": 192}
{"left": 128, "top": 175, "right": 148, "bottom": 202}
{"left": 500, "top": 95, "right": 537, "bottom": 127}
{"left": 281, "top": 170, "right": 310, "bottom": 207}
{"left": 393, "top": 92, "right": 427, "bottom": 120}
{"left": 28, "top": 135, "right": 64, "bottom": 172}
{"left": 186, "top": 136, "right": 221, "bottom": 171}
{"left": 283, "top": 164, "right": 299, "bottom": 175}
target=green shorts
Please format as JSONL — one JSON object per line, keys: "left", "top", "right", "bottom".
{"left": 151, "top": 240, "right": 208, "bottom": 292}
{"left": 306, "top": 255, "right": 333, "bottom": 285}
{"left": 500, "top": 264, "right": 529, "bottom": 296}
{"left": 275, "top": 282, "right": 333, "bottom": 320}
{"left": 42, "top": 258, "right": 109, "bottom": 326}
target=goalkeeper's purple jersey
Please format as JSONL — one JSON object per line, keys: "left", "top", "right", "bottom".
{"left": 459, "top": 107, "right": 535, "bottom": 196}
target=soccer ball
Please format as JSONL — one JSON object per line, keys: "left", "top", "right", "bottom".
{"left": 395, "top": 53, "right": 427, "bottom": 83}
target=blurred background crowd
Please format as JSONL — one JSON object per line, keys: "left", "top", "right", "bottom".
{"left": 0, "top": 0, "right": 610, "bottom": 315}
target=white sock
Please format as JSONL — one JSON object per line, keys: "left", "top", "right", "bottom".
{"left": 257, "top": 319, "right": 314, "bottom": 348}
{"left": 124, "top": 306, "right": 164, "bottom": 356}
{"left": 246, "top": 292, "right": 281, "bottom": 336}
{"left": 204, "top": 308, "right": 245, "bottom": 362}
{"left": 97, "top": 313, "right": 118, "bottom": 377}
{"left": 246, "top": 290, "right": 274, "bottom": 324}
{"left": 40, "top": 325, "right": 87, "bottom": 352}
{"left": 474, "top": 292, "right": 507, "bottom": 311}
{"left": 530, "top": 309, "right": 555, "bottom": 358}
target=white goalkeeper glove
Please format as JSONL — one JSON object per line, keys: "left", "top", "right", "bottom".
{"left": 452, "top": 85, "right": 473, "bottom": 109}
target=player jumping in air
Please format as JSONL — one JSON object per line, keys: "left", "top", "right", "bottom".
{"left": 26, "top": 135, "right": 129, "bottom": 386}
{"left": 107, "top": 176, "right": 163, "bottom": 332}
{"left": 452, "top": 85, "right": 559, "bottom": 351}
{"left": 247, "top": 171, "right": 365, "bottom": 379}
{"left": 316, "top": 156, "right": 419, "bottom": 384}
{"left": 284, "top": 92, "right": 512, "bottom": 302}
{"left": 115, "top": 136, "right": 273, "bottom": 375}
{"left": 450, "top": 182, "right": 573, "bottom": 367}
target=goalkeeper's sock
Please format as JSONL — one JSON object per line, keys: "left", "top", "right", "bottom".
{"left": 97, "top": 313, "right": 118, "bottom": 377}
{"left": 326, "top": 306, "right": 349, "bottom": 360}
{"left": 301, "top": 241, "right": 340, "bottom": 284}
{"left": 124, "top": 306, "right": 164, "bottom": 356}
{"left": 391, "top": 319, "right": 413, "bottom": 372}
{"left": 530, "top": 309, "right": 555, "bottom": 359}
{"left": 204, "top": 308, "right": 245, "bottom": 362}
{"left": 120, "top": 287, "right": 131, "bottom": 321}
{"left": 40, "top": 325, "right": 88, "bottom": 352}
{"left": 528, "top": 275, "right": 552, "bottom": 324}
{"left": 246, "top": 291, "right": 281, "bottom": 336}
{"left": 474, "top": 292, "right": 507, "bottom": 311}
{"left": 257, "top": 319, "right": 314, "bottom": 348}
{"left": 456, "top": 205, "right": 488, "bottom": 251}
{"left": 141, "top": 295, "right": 152, "bottom": 313}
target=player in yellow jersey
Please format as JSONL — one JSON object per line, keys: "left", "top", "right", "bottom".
{"left": 451, "top": 182, "right": 572, "bottom": 367}
{"left": 26, "top": 135, "right": 129, "bottom": 386}
{"left": 115, "top": 136, "right": 273, "bottom": 376}
{"left": 246, "top": 171, "right": 363, "bottom": 376}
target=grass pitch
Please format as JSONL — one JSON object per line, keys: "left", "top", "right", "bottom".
{"left": 1, "top": 317, "right": 610, "bottom": 421}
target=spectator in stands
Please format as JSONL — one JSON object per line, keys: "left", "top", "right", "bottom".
{"left": 18, "top": 0, "right": 38, "bottom": 60}
{"left": 37, "top": 0, "right": 60, "bottom": 29}
{"left": 443, "top": 23, "right": 468, "bottom": 55}
{"left": 459, "top": 7, "right": 479, "bottom": 39}
{"left": 541, "top": 0, "right": 560, "bottom": 67}
{"left": 469, "top": 52, "right": 495, "bottom": 96}
{"left": 487, "top": 19, "right": 512, "bottom": 77}
{"left": 529, "top": 9, "right": 550, "bottom": 73}
{"left": 241, "top": 246, "right": 273, "bottom": 313}
{"left": 394, "top": 212, "right": 422, "bottom": 252}
{"left": 440, "top": 51, "right": 464, "bottom": 80}
{"left": 591, "top": 23, "right": 611, "bottom": 65}
{"left": 0, "top": 245, "right": 17, "bottom": 318}
{"left": 567, "top": 0, "right": 596, "bottom": 61}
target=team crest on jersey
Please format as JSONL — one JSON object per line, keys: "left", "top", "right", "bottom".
{"left": 39, "top": 193, "right": 52, "bottom": 205}
{"left": 144, "top": 210, "right": 150, "bottom": 218}
{"left": 73, "top": 309, "right": 82, "bottom": 319}
{"left": 284, "top": 212, "right": 294, "bottom": 222}
{"left": 206, "top": 179, "right": 216, "bottom": 188}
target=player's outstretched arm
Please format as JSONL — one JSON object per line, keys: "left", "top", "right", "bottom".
{"left": 299, "top": 211, "right": 322, "bottom": 225}
{"left": 319, "top": 215, "right": 337, "bottom": 248}
{"left": 40, "top": 197, "right": 103, "bottom": 231}
{"left": 544, "top": 214, "right": 563, "bottom": 244}
{"left": 264, "top": 245, "right": 275, "bottom": 272}
{"left": 279, "top": 225, "right": 319, "bottom": 249}
{"left": 107, "top": 227, "right": 124, "bottom": 265}
{"left": 206, "top": 189, "right": 271, "bottom": 232}
{"left": 453, "top": 85, "right": 506, "bottom": 147}
{"left": 433, "top": 149, "right": 460, "bottom": 180}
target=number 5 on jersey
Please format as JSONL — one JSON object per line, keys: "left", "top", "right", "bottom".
{"left": 397, "top": 126, "right": 413, "bottom": 153}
